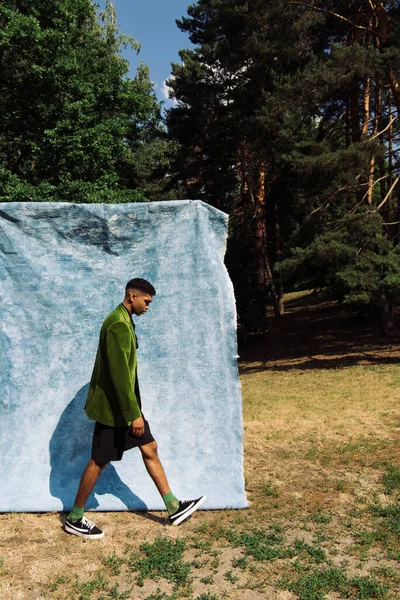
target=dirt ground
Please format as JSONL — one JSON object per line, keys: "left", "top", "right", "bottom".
{"left": 0, "top": 292, "right": 399, "bottom": 600}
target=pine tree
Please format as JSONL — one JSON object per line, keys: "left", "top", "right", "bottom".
{"left": 278, "top": 0, "right": 400, "bottom": 333}
{"left": 168, "top": 0, "right": 400, "bottom": 333}
{"left": 167, "top": 0, "right": 325, "bottom": 322}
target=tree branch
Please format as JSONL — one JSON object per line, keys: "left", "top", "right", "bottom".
{"left": 374, "top": 175, "right": 400, "bottom": 211}
{"left": 288, "top": 1, "right": 383, "bottom": 39}
{"left": 370, "top": 116, "right": 397, "bottom": 140}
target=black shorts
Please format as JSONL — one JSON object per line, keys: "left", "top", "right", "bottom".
{"left": 91, "top": 415, "right": 155, "bottom": 463}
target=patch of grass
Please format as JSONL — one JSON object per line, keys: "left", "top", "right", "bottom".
{"left": 224, "top": 569, "right": 239, "bottom": 583}
{"left": 265, "top": 431, "right": 282, "bottom": 440}
{"left": 194, "top": 593, "right": 220, "bottom": 600}
{"left": 190, "top": 538, "right": 214, "bottom": 552}
{"left": 382, "top": 463, "right": 400, "bottom": 494}
{"left": 74, "top": 569, "right": 108, "bottom": 599}
{"left": 305, "top": 447, "right": 318, "bottom": 460}
{"left": 334, "top": 479, "right": 346, "bottom": 491}
{"left": 210, "top": 556, "right": 220, "bottom": 571}
{"left": 126, "top": 536, "right": 191, "bottom": 589}
{"left": 200, "top": 574, "right": 214, "bottom": 584}
{"left": 370, "top": 503, "right": 400, "bottom": 535}
{"left": 373, "top": 566, "right": 400, "bottom": 582}
{"left": 232, "top": 556, "right": 248, "bottom": 570}
{"left": 282, "top": 563, "right": 390, "bottom": 600}
{"left": 107, "top": 583, "right": 133, "bottom": 599}
{"left": 102, "top": 550, "right": 125, "bottom": 576}
{"left": 352, "top": 528, "right": 389, "bottom": 559}
{"left": 347, "top": 575, "right": 389, "bottom": 599}
{"left": 226, "top": 527, "right": 294, "bottom": 562}
{"left": 48, "top": 575, "right": 70, "bottom": 592}
{"left": 0, "top": 556, "right": 6, "bottom": 576}
{"left": 144, "top": 591, "right": 178, "bottom": 600}
{"left": 311, "top": 512, "right": 332, "bottom": 524}
{"left": 293, "top": 540, "right": 327, "bottom": 564}
{"left": 281, "top": 566, "right": 348, "bottom": 600}
{"left": 191, "top": 558, "right": 207, "bottom": 569}
{"left": 263, "top": 480, "right": 280, "bottom": 498}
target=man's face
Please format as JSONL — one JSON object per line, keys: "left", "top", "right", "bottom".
{"left": 130, "top": 291, "right": 153, "bottom": 316}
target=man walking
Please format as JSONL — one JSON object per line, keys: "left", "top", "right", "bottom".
{"left": 64, "top": 278, "right": 206, "bottom": 539}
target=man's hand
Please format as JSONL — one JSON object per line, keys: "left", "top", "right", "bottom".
{"left": 131, "top": 416, "right": 145, "bottom": 437}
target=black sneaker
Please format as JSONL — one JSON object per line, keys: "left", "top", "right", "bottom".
{"left": 169, "top": 496, "right": 206, "bottom": 526}
{"left": 64, "top": 516, "right": 104, "bottom": 539}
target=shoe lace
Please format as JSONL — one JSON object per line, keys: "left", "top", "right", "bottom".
{"left": 81, "top": 516, "right": 95, "bottom": 530}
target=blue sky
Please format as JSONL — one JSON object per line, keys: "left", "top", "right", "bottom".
{"left": 97, "top": 1, "right": 194, "bottom": 107}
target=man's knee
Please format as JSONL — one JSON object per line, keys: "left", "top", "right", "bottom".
{"left": 89, "top": 458, "right": 109, "bottom": 471}
{"left": 139, "top": 440, "right": 158, "bottom": 459}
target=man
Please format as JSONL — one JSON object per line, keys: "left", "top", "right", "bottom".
{"left": 64, "top": 278, "right": 206, "bottom": 539}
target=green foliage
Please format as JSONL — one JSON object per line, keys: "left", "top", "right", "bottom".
{"left": 144, "top": 591, "right": 178, "bottom": 600}
{"left": 262, "top": 480, "right": 281, "bottom": 498}
{"left": 292, "top": 541, "right": 327, "bottom": 564}
{"left": 226, "top": 527, "right": 293, "bottom": 562}
{"left": 232, "top": 556, "right": 248, "bottom": 570}
{"left": 282, "top": 566, "right": 388, "bottom": 600}
{"left": 370, "top": 503, "right": 400, "bottom": 535}
{"left": 279, "top": 213, "right": 400, "bottom": 332}
{"left": 126, "top": 536, "right": 191, "bottom": 589}
{"left": 74, "top": 569, "right": 108, "bottom": 599}
{"left": 0, "top": 0, "right": 176, "bottom": 202}
{"left": 167, "top": 0, "right": 400, "bottom": 331}
{"left": 382, "top": 463, "right": 400, "bottom": 495}
{"left": 224, "top": 570, "right": 239, "bottom": 583}
{"left": 102, "top": 550, "right": 125, "bottom": 576}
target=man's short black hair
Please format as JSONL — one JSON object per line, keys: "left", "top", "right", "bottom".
{"left": 126, "top": 278, "right": 156, "bottom": 296}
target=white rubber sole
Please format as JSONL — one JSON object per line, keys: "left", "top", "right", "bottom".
{"left": 171, "top": 496, "right": 207, "bottom": 526}
{"left": 64, "top": 522, "right": 105, "bottom": 540}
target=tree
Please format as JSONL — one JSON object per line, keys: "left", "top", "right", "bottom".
{"left": 277, "top": 0, "right": 400, "bottom": 333}
{"left": 0, "top": 0, "right": 175, "bottom": 202}
{"left": 167, "top": 0, "right": 324, "bottom": 322}
{"left": 167, "top": 0, "right": 400, "bottom": 334}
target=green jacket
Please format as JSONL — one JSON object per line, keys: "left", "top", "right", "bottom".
{"left": 85, "top": 304, "right": 142, "bottom": 427}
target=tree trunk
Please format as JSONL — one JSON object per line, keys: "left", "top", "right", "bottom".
{"left": 254, "top": 161, "right": 280, "bottom": 318}
{"left": 254, "top": 161, "right": 266, "bottom": 291}
{"left": 388, "top": 70, "right": 400, "bottom": 114}
{"left": 376, "top": 83, "right": 386, "bottom": 210}
{"left": 367, "top": 78, "right": 380, "bottom": 206}
{"left": 377, "top": 291, "right": 396, "bottom": 335}
{"left": 349, "top": 9, "right": 363, "bottom": 143}
{"left": 345, "top": 102, "right": 352, "bottom": 148}
{"left": 273, "top": 200, "right": 284, "bottom": 315}
{"left": 361, "top": 76, "right": 371, "bottom": 137}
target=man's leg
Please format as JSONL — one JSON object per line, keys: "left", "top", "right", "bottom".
{"left": 139, "top": 441, "right": 171, "bottom": 497}
{"left": 74, "top": 459, "right": 109, "bottom": 508}
{"left": 139, "top": 440, "right": 206, "bottom": 525}
{"left": 64, "top": 459, "right": 108, "bottom": 539}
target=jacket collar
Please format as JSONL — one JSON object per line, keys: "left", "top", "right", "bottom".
{"left": 116, "top": 303, "right": 132, "bottom": 325}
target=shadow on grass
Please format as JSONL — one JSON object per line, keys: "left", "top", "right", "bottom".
{"left": 240, "top": 297, "right": 400, "bottom": 373}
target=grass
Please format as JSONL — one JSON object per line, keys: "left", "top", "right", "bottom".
{"left": 382, "top": 463, "right": 400, "bottom": 494}
{"left": 262, "top": 480, "right": 281, "bottom": 497}
{"left": 126, "top": 536, "right": 191, "bottom": 590}
{"left": 1, "top": 296, "right": 400, "bottom": 599}
{"left": 281, "top": 566, "right": 389, "bottom": 600}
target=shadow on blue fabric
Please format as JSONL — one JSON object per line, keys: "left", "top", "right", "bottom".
{"left": 49, "top": 384, "right": 147, "bottom": 511}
